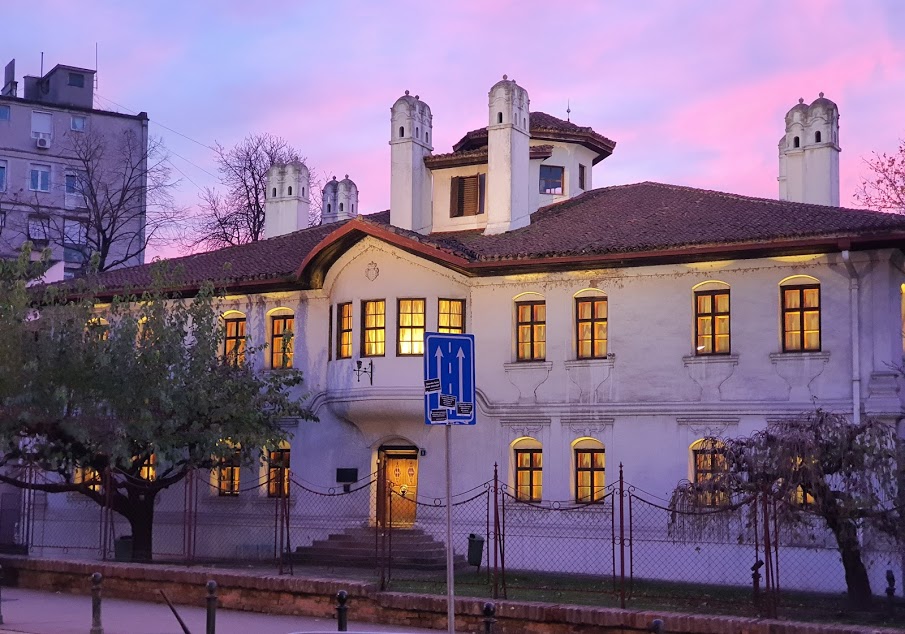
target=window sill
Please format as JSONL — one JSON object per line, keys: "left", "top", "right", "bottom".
{"left": 683, "top": 354, "right": 739, "bottom": 366}
{"left": 565, "top": 356, "right": 615, "bottom": 370}
{"left": 769, "top": 351, "right": 830, "bottom": 362}
{"left": 504, "top": 361, "right": 553, "bottom": 371}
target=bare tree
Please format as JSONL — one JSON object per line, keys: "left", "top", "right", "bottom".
{"left": 187, "top": 133, "right": 321, "bottom": 251}
{"left": 35, "top": 128, "right": 181, "bottom": 273}
{"left": 855, "top": 139, "right": 905, "bottom": 213}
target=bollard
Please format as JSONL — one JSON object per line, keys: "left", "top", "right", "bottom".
{"left": 206, "top": 580, "right": 217, "bottom": 634}
{"left": 649, "top": 618, "right": 665, "bottom": 634}
{"left": 886, "top": 569, "right": 896, "bottom": 618}
{"left": 336, "top": 590, "right": 348, "bottom": 632}
{"left": 90, "top": 572, "right": 103, "bottom": 634}
{"left": 482, "top": 601, "right": 496, "bottom": 634}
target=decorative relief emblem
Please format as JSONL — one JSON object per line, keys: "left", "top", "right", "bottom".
{"left": 365, "top": 261, "right": 379, "bottom": 282}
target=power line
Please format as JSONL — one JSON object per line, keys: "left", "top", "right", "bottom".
{"left": 94, "top": 93, "right": 217, "bottom": 152}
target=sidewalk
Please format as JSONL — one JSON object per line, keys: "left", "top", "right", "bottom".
{"left": 0, "top": 588, "right": 437, "bottom": 634}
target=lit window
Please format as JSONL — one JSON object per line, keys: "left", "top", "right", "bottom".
{"left": 516, "top": 300, "right": 546, "bottom": 361}
{"left": 270, "top": 314, "right": 294, "bottom": 369}
{"left": 70, "top": 115, "right": 86, "bottom": 132}
{"left": 575, "top": 442, "right": 605, "bottom": 503}
{"left": 223, "top": 315, "right": 246, "bottom": 365}
{"left": 397, "top": 298, "right": 425, "bottom": 356}
{"left": 336, "top": 302, "right": 352, "bottom": 359}
{"left": 139, "top": 453, "right": 157, "bottom": 481}
{"left": 0, "top": 105, "right": 9, "bottom": 121}
{"left": 68, "top": 72, "right": 85, "bottom": 88}
{"left": 29, "top": 164, "right": 51, "bottom": 192}
{"left": 695, "top": 290, "right": 730, "bottom": 354}
{"left": 576, "top": 297, "right": 607, "bottom": 359}
{"left": 514, "top": 440, "right": 542, "bottom": 502}
{"left": 691, "top": 438, "right": 727, "bottom": 507}
{"left": 215, "top": 447, "right": 241, "bottom": 497}
{"left": 361, "top": 300, "right": 386, "bottom": 357}
{"left": 74, "top": 465, "right": 102, "bottom": 492}
{"left": 450, "top": 174, "right": 486, "bottom": 217}
{"left": 539, "top": 165, "right": 564, "bottom": 195}
{"left": 578, "top": 164, "right": 586, "bottom": 190}
{"left": 782, "top": 285, "right": 820, "bottom": 352}
{"left": 267, "top": 443, "right": 291, "bottom": 498}
{"left": 438, "top": 299, "right": 465, "bottom": 334}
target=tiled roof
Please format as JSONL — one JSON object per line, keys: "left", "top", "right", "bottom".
{"left": 71, "top": 183, "right": 905, "bottom": 295}
{"left": 423, "top": 144, "right": 554, "bottom": 169}
{"left": 416, "top": 182, "right": 905, "bottom": 261}
{"left": 452, "top": 111, "right": 616, "bottom": 161}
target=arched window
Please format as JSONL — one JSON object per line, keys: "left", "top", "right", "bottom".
{"left": 780, "top": 276, "right": 820, "bottom": 352}
{"left": 351, "top": 204, "right": 354, "bottom": 213}
{"left": 399, "top": 126, "right": 405, "bottom": 138}
{"left": 339, "top": 203, "right": 344, "bottom": 212}
{"left": 513, "top": 437, "right": 542, "bottom": 501}
{"left": 573, "top": 438, "right": 605, "bottom": 503}
{"left": 815, "top": 131, "right": 822, "bottom": 143}
{"left": 498, "top": 112, "right": 503, "bottom": 124}
{"left": 288, "top": 186, "right": 293, "bottom": 196}
{"left": 689, "top": 438, "right": 727, "bottom": 507}
{"left": 692, "top": 281, "right": 730, "bottom": 355}
{"left": 327, "top": 204, "right": 332, "bottom": 213}
{"left": 416, "top": 127, "right": 419, "bottom": 137}
{"left": 302, "top": 187, "right": 305, "bottom": 196}
{"left": 574, "top": 290, "right": 607, "bottom": 359}
{"left": 272, "top": 187, "right": 277, "bottom": 197}
{"left": 425, "top": 132, "right": 429, "bottom": 144}
{"left": 793, "top": 136, "right": 800, "bottom": 148}
{"left": 222, "top": 311, "right": 247, "bottom": 366}
{"left": 269, "top": 308, "right": 294, "bottom": 369}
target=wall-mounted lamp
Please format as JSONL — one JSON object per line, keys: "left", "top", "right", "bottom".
{"left": 353, "top": 359, "right": 373, "bottom": 385}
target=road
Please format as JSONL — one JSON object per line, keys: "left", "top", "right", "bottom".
{"left": 0, "top": 588, "right": 437, "bottom": 634}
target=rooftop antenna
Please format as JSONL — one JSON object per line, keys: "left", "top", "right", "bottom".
{"left": 95, "top": 42, "right": 98, "bottom": 91}
{"left": 40, "top": 51, "right": 44, "bottom": 76}
{"left": 566, "top": 99, "right": 571, "bottom": 122}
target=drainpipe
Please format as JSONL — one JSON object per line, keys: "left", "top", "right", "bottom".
{"left": 841, "top": 250, "right": 861, "bottom": 424}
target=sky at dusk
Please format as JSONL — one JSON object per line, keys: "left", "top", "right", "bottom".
{"left": 4, "top": 1, "right": 905, "bottom": 259}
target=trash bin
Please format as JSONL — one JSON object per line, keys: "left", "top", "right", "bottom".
{"left": 467, "top": 533, "right": 484, "bottom": 567}
{"left": 114, "top": 535, "right": 133, "bottom": 562}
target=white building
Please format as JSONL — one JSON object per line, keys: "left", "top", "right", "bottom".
{"left": 24, "top": 79, "right": 905, "bottom": 593}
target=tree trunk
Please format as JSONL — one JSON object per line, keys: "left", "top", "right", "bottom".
{"left": 832, "top": 518, "right": 873, "bottom": 610}
{"left": 125, "top": 493, "right": 156, "bottom": 562}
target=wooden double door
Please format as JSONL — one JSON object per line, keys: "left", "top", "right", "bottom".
{"left": 376, "top": 446, "right": 419, "bottom": 528}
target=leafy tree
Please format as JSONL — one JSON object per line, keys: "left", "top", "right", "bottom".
{"left": 187, "top": 133, "right": 322, "bottom": 251}
{"left": 855, "top": 138, "right": 905, "bottom": 213}
{"left": 0, "top": 259, "right": 315, "bottom": 561}
{"left": 682, "top": 411, "right": 900, "bottom": 610}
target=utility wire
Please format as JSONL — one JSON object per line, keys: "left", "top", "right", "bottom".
{"left": 94, "top": 93, "right": 218, "bottom": 152}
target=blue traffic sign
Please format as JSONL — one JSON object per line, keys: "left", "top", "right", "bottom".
{"left": 424, "top": 333, "right": 476, "bottom": 425}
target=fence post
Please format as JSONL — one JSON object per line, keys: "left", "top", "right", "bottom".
{"left": 90, "top": 572, "right": 103, "bottom": 634}
{"left": 482, "top": 601, "right": 496, "bottom": 634}
{"left": 0, "top": 564, "right": 4, "bottom": 625}
{"left": 205, "top": 580, "right": 217, "bottom": 634}
{"left": 336, "top": 590, "right": 349, "bottom": 631}
{"left": 619, "top": 463, "right": 626, "bottom": 610}
{"left": 492, "top": 463, "right": 499, "bottom": 600}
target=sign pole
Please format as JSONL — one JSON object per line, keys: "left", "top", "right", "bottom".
{"left": 445, "top": 421, "right": 455, "bottom": 634}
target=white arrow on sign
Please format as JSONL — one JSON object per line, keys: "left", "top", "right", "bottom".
{"left": 456, "top": 347, "right": 465, "bottom": 401}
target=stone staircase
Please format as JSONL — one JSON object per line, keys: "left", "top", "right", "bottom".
{"left": 290, "top": 525, "right": 468, "bottom": 571}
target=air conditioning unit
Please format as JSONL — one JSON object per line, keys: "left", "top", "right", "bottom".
{"left": 36, "top": 136, "right": 51, "bottom": 149}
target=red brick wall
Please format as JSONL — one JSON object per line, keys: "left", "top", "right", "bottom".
{"left": 0, "top": 557, "right": 896, "bottom": 634}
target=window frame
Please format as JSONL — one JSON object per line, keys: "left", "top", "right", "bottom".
{"left": 691, "top": 440, "right": 727, "bottom": 507}
{"left": 438, "top": 298, "right": 466, "bottom": 334}
{"left": 515, "top": 300, "right": 546, "bottom": 362}
{"left": 68, "top": 72, "right": 85, "bottom": 88}
{"left": 514, "top": 448, "right": 543, "bottom": 502}
{"left": 70, "top": 115, "right": 86, "bottom": 132}
{"left": 575, "top": 296, "right": 608, "bottom": 359}
{"left": 578, "top": 164, "right": 586, "bottom": 190}
{"left": 27, "top": 215, "right": 49, "bottom": 242}
{"left": 223, "top": 316, "right": 247, "bottom": 366}
{"left": 29, "top": 163, "right": 51, "bottom": 192}
{"left": 450, "top": 173, "right": 486, "bottom": 218}
{"left": 336, "top": 302, "right": 352, "bottom": 359}
{"left": 574, "top": 447, "right": 606, "bottom": 503}
{"left": 694, "top": 289, "right": 731, "bottom": 355}
{"left": 396, "top": 298, "right": 426, "bottom": 356}
{"left": 267, "top": 446, "right": 291, "bottom": 498}
{"left": 0, "top": 159, "right": 6, "bottom": 192}
{"left": 216, "top": 449, "right": 242, "bottom": 497}
{"left": 781, "top": 284, "right": 821, "bottom": 352}
{"left": 0, "top": 105, "right": 10, "bottom": 122}
{"left": 361, "top": 299, "right": 386, "bottom": 358}
{"left": 270, "top": 314, "right": 295, "bottom": 369}
{"left": 539, "top": 165, "right": 564, "bottom": 195}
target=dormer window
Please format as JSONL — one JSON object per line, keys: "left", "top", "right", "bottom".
{"left": 450, "top": 174, "right": 486, "bottom": 217}
{"left": 539, "top": 165, "right": 564, "bottom": 195}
